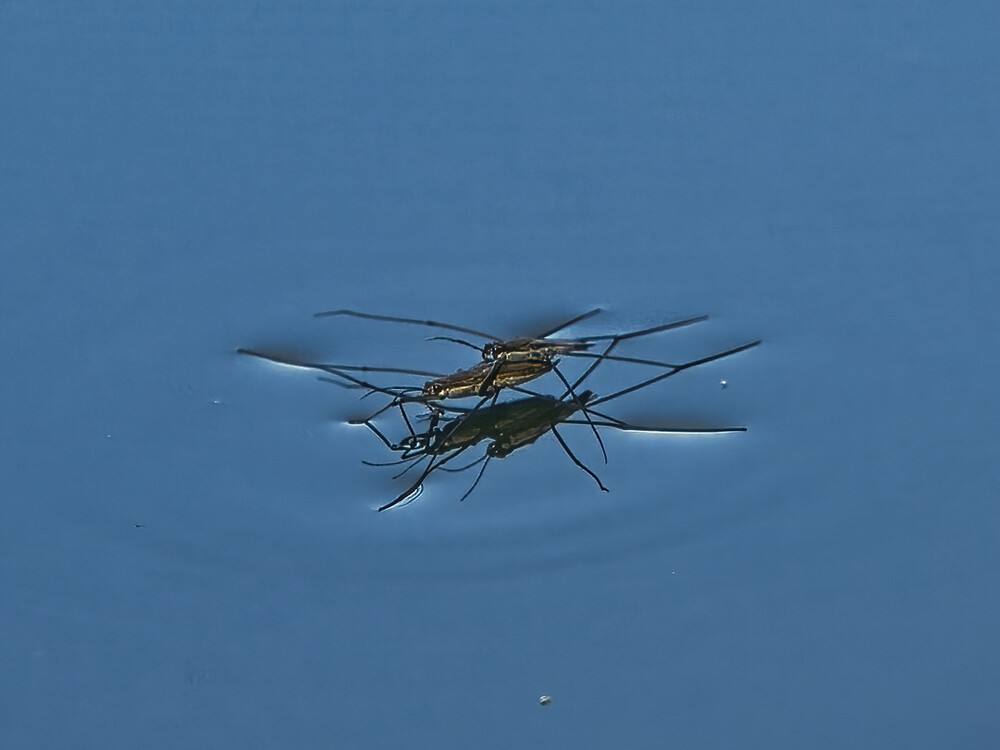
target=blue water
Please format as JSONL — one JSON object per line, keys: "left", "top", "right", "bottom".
{"left": 3, "top": 2, "right": 998, "bottom": 748}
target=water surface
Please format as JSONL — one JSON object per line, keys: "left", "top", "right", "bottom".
{"left": 3, "top": 2, "right": 998, "bottom": 748}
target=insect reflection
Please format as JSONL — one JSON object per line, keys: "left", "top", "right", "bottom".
{"left": 357, "top": 339, "right": 760, "bottom": 511}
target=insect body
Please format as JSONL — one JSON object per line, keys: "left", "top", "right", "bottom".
{"left": 420, "top": 357, "right": 554, "bottom": 399}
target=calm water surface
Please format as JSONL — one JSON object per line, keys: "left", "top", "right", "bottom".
{"left": 3, "top": 2, "right": 998, "bottom": 748}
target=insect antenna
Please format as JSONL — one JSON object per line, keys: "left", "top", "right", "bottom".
{"left": 426, "top": 336, "right": 485, "bottom": 354}
{"left": 316, "top": 376, "right": 416, "bottom": 400}
{"left": 318, "top": 370, "right": 428, "bottom": 424}
{"left": 314, "top": 309, "right": 502, "bottom": 341}
{"left": 349, "top": 396, "right": 412, "bottom": 424}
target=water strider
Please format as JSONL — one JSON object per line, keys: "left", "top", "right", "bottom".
{"left": 238, "top": 311, "right": 760, "bottom": 512}
{"left": 311, "top": 307, "right": 716, "bottom": 450}
{"left": 358, "top": 338, "right": 761, "bottom": 511}
{"left": 239, "top": 311, "right": 642, "bottom": 430}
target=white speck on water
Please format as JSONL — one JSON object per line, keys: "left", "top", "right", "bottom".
{"left": 539, "top": 695, "right": 552, "bottom": 706}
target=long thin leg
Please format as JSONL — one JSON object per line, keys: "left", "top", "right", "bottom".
{"left": 377, "top": 389, "right": 516, "bottom": 418}
{"left": 359, "top": 420, "right": 398, "bottom": 450}
{"left": 316, "top": 368, "right": 431, "bottom": 425}
{"left": 567, "top": 337, "right": 621, "bottom": 395}
{"left": 579, "top": 314, "right": 708, "bottom": 342}
{"left": 358, "top": 411, "right": 438, "bottom": 467}
{"left": 376, "top": 387, "right": 500, "bottom": 512}
{"left": 568, "top": 351, "right": 688, "bottom": 368}
{"left": 347, "top": 392, "right": 427, "bottom": 424}
{"left": 391, "top": 453, "right": 431, "bottom": 480}
{"left": 396, "top": 402, "right": 417, "bottom": 437}
{"left": 562, "top": 418, "right": 747, "bottom": 434}
{"left": 316, "top": 376, "right": 416, "bottom": 401}
{"left": 534, "top": 308, "right": 604, "bottom": 339}
{"left": 313, "top": 309, "right": 502, "bottom": 342}
{"left": 390, "top": 390, "right": 498, "bottom": 499}
{"left": 475, "top": 359, "right": 506, "bottom": 397}
{"left": 385, "top": 483, "right": 424, "bottom": 511}
{"left": 240, "top": 350, "right": 429, "bottom": 415}
{"left": 362, "top": 457, "right": 421, "bottom": 467}
{"left": 437, "top": 454, "right": 489, "bottom": 473}
{"left": 237, "top": 348, "right": 444, "bottom": 379}
{"left": 549, "top": 363, "right": 608, "bottom": 464}
{"left": 550, "top": 424, "right": 608, "bottom": 492}
{"left": 378, "top": 444, "right": 474, "bottom": 511}
{"left": 458, "top": 456, "right": 492, "bottom": 502}
{"left": 591, "top": 340, "right": 761, "bottom": 406}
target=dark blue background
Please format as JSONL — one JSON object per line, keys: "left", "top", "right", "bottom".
{"left": 3, "top": 2, "right": 998, "bottom": 747}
